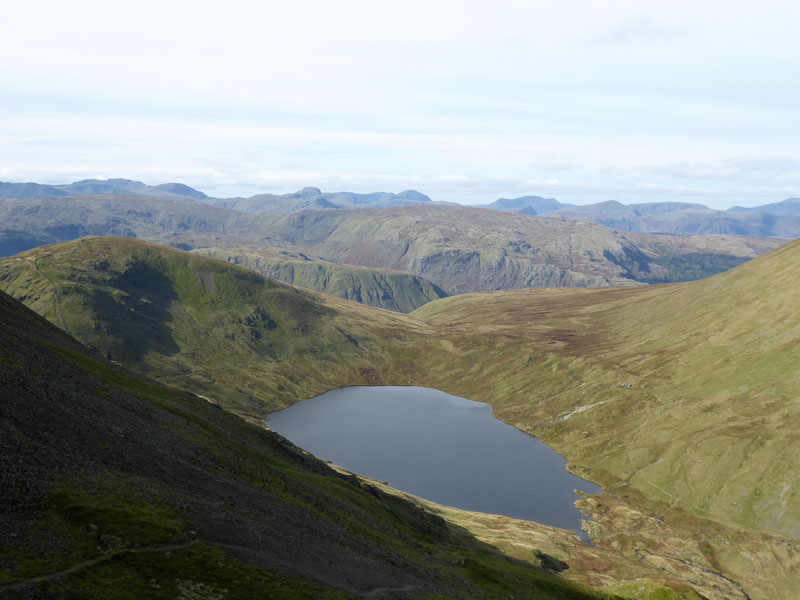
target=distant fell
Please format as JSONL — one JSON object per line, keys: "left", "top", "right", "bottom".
{"left": 0, "top": 197, "right": 784, "bottom": 292}
{"left": 728, "top": 197, "right": 800, "bottom": 216}
{"left": 479, "top": 195, "right": 573, "bottom": 214}
{"left": 545, "top": 199, "right": 800, "bottom": 236}
{"left": 207, "top": 187, "right": 434, "bottom": 213}
{"left": 0, "top": 177, "right": 207, "bottom": 200}
{"left": 248, "top": 205, "right": 783, "bottom": 293}
{"left": 0, "top": 181, "right": 69, "bottom": 198}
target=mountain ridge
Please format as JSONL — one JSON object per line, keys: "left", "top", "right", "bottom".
{"left": 0, "top": 197, "right": 784, "bottom": 294}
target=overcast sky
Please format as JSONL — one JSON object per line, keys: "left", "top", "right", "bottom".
{"left": 2, "top": 0, "right": 800, "bottom": 207}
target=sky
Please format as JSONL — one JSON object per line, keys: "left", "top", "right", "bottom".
{"left": 2, "top": 0, "right": 800, "bottom": 208}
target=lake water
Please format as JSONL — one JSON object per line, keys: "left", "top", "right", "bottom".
{"left": 266, "top": 386, "right": 601, "bottom": 537}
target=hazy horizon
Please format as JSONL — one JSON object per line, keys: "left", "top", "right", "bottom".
{"left": 3, "top": 174, "right": 800, "bottom": 211}
{"left": 3, "top": 0, "right": 800, "bottom": 209}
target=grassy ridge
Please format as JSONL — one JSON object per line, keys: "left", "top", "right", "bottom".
{"left": 0, "top": 237, "right": 430, "bottom": 420}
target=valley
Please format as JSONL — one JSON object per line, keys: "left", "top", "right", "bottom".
{"left": 6, "top": 0, "right": 799, "bottom": 595}
{"left": 3, "top": 234, "right": 800, "bottom": 598}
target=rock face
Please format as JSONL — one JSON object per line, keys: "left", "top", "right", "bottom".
{"left": 193, "top": 246, "right": 448, "bottom": 313}
{"left": 249, "top": 205, "right": 783, "bottom": 294}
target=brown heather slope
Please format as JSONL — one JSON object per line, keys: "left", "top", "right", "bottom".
{"left": 412, "top": 237, "right": 800, "bottom": 536}
{"left": 411, "top": 238, "right": 800, "bottom": 600}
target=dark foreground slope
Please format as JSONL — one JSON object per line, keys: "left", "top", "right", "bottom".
{"left": 0, "top": 289, "right": 617, "bottom": 600}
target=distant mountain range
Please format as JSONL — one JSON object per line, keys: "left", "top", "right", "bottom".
{"left": 0, "top": 178, "right": 209, "bottom": 200}
{"left": 5, "top": 178, "right": 800, "bottom": 236}
{"left": 4, "top": 179, "right": 800, "bottom": 237}
{"left": 0, "top": 191, "right": 785, "bottom": 295}
{"left": 204, "top": 186, "right": 436, "bottom": 213}
{"left": 0, "top": 179, "right": 435, "bottom": 212}
{"left": 486, "top": 194, "right": 800, "bottom": 236}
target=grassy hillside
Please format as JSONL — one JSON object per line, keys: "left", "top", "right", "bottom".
{"left": 0, "top": 289, "right": 626, "bottom": 600}
{"left": 0, "top": 237, "right": 432, "bottom": 421}
{"left": 192, "top": 246, "right": 448, "bottom": 312}
{"left": 411, "top": 238, "right": 800, "bottom": 600}
{"left": 411, "top": 238, "right": 800, "bottom": 536}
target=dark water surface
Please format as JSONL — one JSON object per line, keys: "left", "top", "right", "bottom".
{"left": 267, "top": 386, "right": 601, "bottom": 536}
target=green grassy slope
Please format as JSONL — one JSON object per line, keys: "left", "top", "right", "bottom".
{"left": 0, "top": 290, "right": 621, "bottom": 600}
{"left": 0, "top": 237, "right": 431, "bottom": 421}
{"left": 192, "top": 246, "right": 448, "bottom": 312}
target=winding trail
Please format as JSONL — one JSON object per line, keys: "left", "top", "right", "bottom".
{"left": 0, "top": 540, "right": 199, "bottom": 592}
{"left": 634, "top": 548, "right": 751, "bottom": 600}
{"left": 593, "top": 539, "right": 751, "bottom": 600}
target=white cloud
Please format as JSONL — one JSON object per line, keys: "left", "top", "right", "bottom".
{"left": 589, "top": 16, "right": 691, "bottom": 45}
{"left": 2, "top": 0, "right": 800, "bottom": 209}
